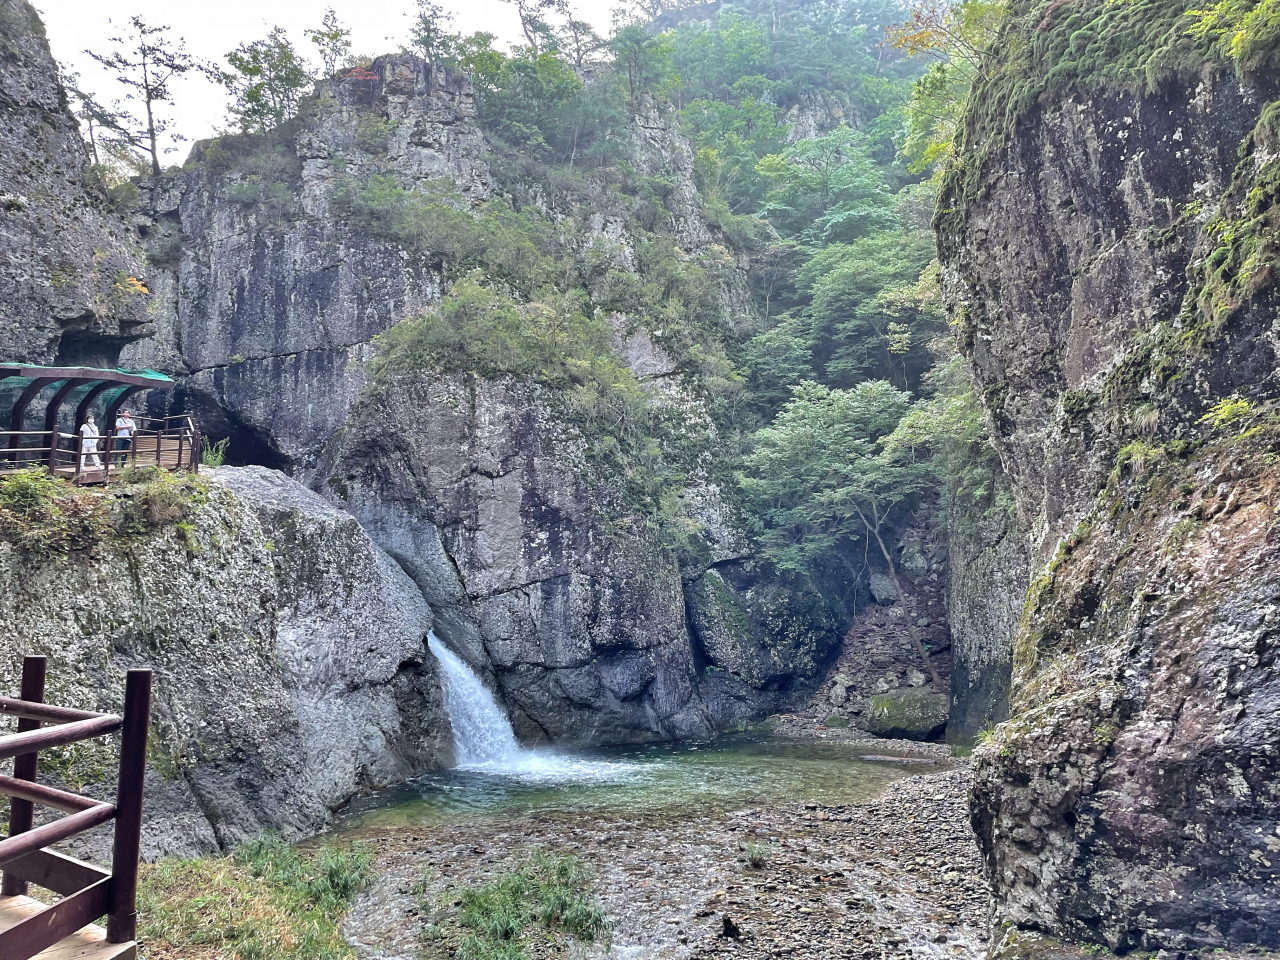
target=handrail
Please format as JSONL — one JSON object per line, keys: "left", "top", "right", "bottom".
{"left": 0, "top": 657, "right": 151, "bottom": 956}
{"left": 0, "top": 776, "right": 103, "bottom": 813}
{"left": 0, "top": 697, "right": 110, "bottom": 724}
{"left": 0, "top": 804, "right": 116, "bottom": 870}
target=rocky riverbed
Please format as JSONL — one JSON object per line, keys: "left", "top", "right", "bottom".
{"left": 342, "top": 766, "right": 986, "bottom": 960}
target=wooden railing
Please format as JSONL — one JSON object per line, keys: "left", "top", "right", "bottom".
{"left": 0, "top": 656, "right": 151, "bottom": 957}
{"left": 0, "top": 415, "right": 200, "bottom": 484}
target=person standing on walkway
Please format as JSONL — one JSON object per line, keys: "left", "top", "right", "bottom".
{"left": 114, "top": 409, "right": 136, "bottom": 467}
{"left": 79, "top": 415, "right": 101, "bottom": 470}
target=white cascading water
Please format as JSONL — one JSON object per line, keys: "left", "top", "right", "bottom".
{"left": 427, "top": 631, "right": 639, "bottom": 782}
{"left": 427, "top": 631, "right": 524, "bottom": 768}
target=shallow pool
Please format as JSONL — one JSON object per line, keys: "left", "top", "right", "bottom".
{"left": 334, "top": 733, "right": 950, "bottom": 834}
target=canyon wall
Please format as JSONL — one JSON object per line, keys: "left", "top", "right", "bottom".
{"left": 115, "top": 47, "right": 844, "bottom": 741}
{"left": 0, "top": 0, "right": 149, "bottom": 365}
{"left": 940, "top": 1, "right": 1280, "bottom": 951}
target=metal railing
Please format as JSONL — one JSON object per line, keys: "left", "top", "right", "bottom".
{"left": 0, "top": 656, "right": 151, "bottom": 957}
{"left": 0, "top": 415, "right": 201, "bottom": 484}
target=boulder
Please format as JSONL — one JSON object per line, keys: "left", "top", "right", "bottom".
{"left": 866, "top": 688, "right": 948, "bottom": 740}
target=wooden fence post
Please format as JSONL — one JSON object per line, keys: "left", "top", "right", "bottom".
{"left": 105, "top": 669, "right": 150, "bottom": 944}
{"left": 2, "top": 656, "right": 46, "bottom": 897}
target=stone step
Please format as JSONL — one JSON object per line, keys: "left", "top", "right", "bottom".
{"left": 0, "top": 894, "right": 135, "bottom": 960}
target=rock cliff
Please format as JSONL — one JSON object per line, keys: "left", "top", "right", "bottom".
{"left": 115, "top": 47, "right": 844, "bottom": 742}
{"left": 316, "top": 370, "right": 837, "bottom": 743}
{"left": 0, "top": 466, "right": 450, "bottom": 857}
{"left": 940, "top": 1, "right": 1280, "bottom": 951}
{"left": 0, "top": 0, "right": 149, "bottom": 365}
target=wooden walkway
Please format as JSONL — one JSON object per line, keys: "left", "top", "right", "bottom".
{"left": 0, "top": 895, "right": 134, "bottom": 959}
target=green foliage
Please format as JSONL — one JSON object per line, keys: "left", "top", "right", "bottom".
{"left": 137, "top": 834, "right": 372, "bottom": 960}
{"left": 743, "top": 840, "right": 770, "bottom": 867}
{"left": 756, "top": 127, "right": 899, "bottom": 242}
{"left": 222, "top": 26, "right": 314, "bottom": 133}
{"left": 1198, "top": 394, "right": 1254, "bottom": 432}
{"left": 373, "top": 273, "right": 620, "bottom": 387}
{"left": 202, "top": 436, "right": 231, "bottom": 467}
{"left": 305, "top": 7, "right": 352, "bottom": 78}
{"left": 0, "top": 470, "right": 110, "bottom": 554}
{"left": 1187, "top": 0, "right": 1280, "bottom": 74}
{"left": 334, "top": 177, "right": 558, "bottom": 292}
{"left": 739, "top": 379, "right": 925, "bottom": 579}
{"left": 431, "top": 850, "right": 610, "bottom": 960}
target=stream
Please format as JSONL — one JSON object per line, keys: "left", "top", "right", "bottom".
{"left": 335, "top": 635, "right": 988, "bottom": 960}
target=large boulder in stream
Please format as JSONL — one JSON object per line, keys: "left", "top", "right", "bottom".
{"left": 865, "top": 688, "right": 949, "bottom": 741}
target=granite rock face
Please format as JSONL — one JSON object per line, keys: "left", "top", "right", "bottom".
{"left": 0, "top": 466, "right": 450, "bottom": 857}
{"left": 0, "top": 0, "right": 150, "bottom": 365}
{"left": 120, "top": 54, "right": 490, "bottom": 468}
{"left": 315, "top": 373, "right": 838, "bottom": 744}
{"left": 946, "top": 494, "right": 1027, "bottom": 744}
{"left": 940, "top": 7, "right": 1280, "bottom": 950}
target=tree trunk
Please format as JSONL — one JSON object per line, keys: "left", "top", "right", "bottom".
{"left": 145, "top": 95, "right": 159, "bottom": 176}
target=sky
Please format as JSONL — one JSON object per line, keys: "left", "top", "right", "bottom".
{"left": 39, "top": 0, "right": 621, "bottom": 161}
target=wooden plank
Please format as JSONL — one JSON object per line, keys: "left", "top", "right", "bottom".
{"left": 0, "top": 895, "right": 133, "bottom": 960}
{"left": 0, "top": 881, "right": 117, "bottom": 959}
{"left": 1, "top": 849, "right": 108, "bottom": 897}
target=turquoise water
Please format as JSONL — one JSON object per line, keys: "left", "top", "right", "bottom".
{"left": 335, "top": 733, "right": 948, "bottom": 832}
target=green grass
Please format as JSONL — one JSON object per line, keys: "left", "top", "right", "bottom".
{"left": 743, "top": 841, "right": 769, "bottom": 869}
{"left": 137, "top": 833, "right": 373, "bottom": 960}
{"left": 427, "top": 850, "right": 611, "bottom": 960}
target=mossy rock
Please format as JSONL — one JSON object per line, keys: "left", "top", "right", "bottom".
{"left": 866, "top": 688, "right": 948, "bottom": 741}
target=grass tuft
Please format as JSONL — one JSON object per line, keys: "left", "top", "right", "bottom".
{"left": 429, "top": 849, "right": 611, "bottom": 960}
{"left": 138, "top": 833, "right": 372, "bottom": 960}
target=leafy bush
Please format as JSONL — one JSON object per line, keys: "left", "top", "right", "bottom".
{"left": 202, "top": 436, "right": 231, "bottom": 467}
{"left": 0, "top": 470, "right": 110, "bottom": 554}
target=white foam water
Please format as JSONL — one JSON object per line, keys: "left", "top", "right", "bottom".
{"left": 427, "top": 632, "right": 640, "bottom": 784}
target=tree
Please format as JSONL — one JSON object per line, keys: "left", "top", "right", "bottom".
{"left": 306, "top": 8, "right": 352, "bottom": 78}
{"left": 502, "top": 0, "right": 568, "bottom": 54}
{"left": 222, "top": 27, "right": 313, "bottom": 134}
{"left": 755, "top": 126, "right": 898, "bottom": 242}
{"left": 740, "top": 379, "right": 942, "bottom": 688}
{"left": 888, "top": 0, "right": 1005, "bottom": 171}
{"left": 609, "top": 25, "right": 675, "bottom": 103}
{"left": 61, "top": 68, "right": 128, "bottom": 166}
{"left": 86, "top": 17, "right": 207, "bottom": 176}
{"left": 408, "top": 0, "right": 460, "bottom": 62}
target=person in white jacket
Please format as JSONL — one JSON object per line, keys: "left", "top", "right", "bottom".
{"left": 79, "top": 415, "right": 102, "bottom": 470}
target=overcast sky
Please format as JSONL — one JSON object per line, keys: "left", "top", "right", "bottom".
{"left": 39, "top": 0, "right": 621, "bottom": 161}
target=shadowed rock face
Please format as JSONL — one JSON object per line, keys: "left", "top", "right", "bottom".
{"left": 0, "top": 0, "right": 150, "bottom": 364}
{"left": 940, "top": 11, "right": 1280, "bottom": 951}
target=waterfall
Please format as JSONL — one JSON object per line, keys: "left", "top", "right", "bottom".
{"left": 427, "top": 631, "right": 642, "bottom": 782}
{"left": 427, "top": 632, "right": 525, "bottom": 769}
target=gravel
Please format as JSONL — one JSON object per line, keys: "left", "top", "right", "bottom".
{"left": 342, "top": 766, "right": 987, "bottom": 960}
